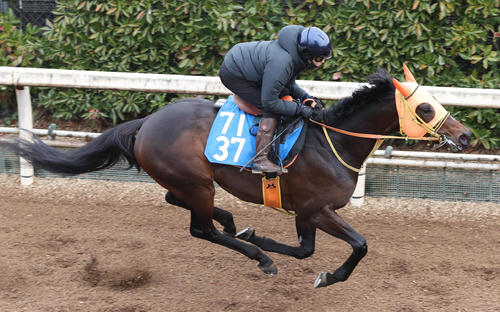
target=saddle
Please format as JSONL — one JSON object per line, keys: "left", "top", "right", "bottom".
{"left": 268, "top": 116, "right": 307, "bottom": 168}
{"left": 233, "top": 94, "right": 263, "bottom": 116}
{"left": 232, "top": 95, "right": 307, "bottom": 169}
{"left": 208, "top": 94, "right": 307, "bottom": 170}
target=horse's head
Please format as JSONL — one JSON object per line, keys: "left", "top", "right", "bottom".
{"left": 392, "top": 64, "right": 472, "bottom": 152}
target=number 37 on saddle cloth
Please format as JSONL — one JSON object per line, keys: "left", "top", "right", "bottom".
{"left": 204, "top": 95, "right": 306, "bottom": 169}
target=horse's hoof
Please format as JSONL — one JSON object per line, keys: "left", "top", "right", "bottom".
{"left": 235, "top": 227, "right": 255, "bottom": 241}
{"left": 314, "top": 272, "right": 328, "bottom": 288}
{"left": 258, "top": 262, "right": 278, "bottom": 275}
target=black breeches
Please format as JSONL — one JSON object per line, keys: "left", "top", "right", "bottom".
{"left": 219, "top": 63, "right": 284, "bottom": 119}
{"left": 219, "top": 63, "right": 262, "bottom": 108}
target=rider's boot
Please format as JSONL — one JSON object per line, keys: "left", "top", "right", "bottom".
{"left": 251, "top": 118, "right": 284, "bottom": 174}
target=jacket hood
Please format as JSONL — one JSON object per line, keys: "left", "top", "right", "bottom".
{"left": 277, "top": 25, "right": 306, "bottom": 70}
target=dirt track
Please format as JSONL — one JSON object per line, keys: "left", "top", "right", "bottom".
{"left": 0, "top": 174, "right": 499, "bottom": 312}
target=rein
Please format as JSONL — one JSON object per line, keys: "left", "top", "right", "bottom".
{"left": 309, "top": 119, "right": 440, "bottom": 141}
{"left": 320, "top": 125, "right": 383, "bottom": 173}
{"left": 309, "top": 86, "right": 451, "bottom": 142}
{"left": 308, "top": 91, "right": 451, "bottom": 173}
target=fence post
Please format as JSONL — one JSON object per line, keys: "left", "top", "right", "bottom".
{"left": 15, "top": 85, "right": 34, "bottom": 186}
{"left": 350, "top": 162, "right": 366, "bottom": 207}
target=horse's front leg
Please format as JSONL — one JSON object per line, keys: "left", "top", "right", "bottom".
{"left": 312, "top": 206, "right": 367, "bottom": 288}
{"left": 236, "top": 217, "right": 316, "bottom": 259}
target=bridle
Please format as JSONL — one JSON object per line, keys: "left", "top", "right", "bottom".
{"left": 309, "top": 89, "right": 450, "bottom": 143}
{"left": 309, "top": 96, "right": 446, "bottom": 173}
{"left": 309, "top": 64, "right": 452, "bottom": 172}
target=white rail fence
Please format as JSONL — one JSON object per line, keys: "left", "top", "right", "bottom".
{"left": 0, "top": 67, "right": 499, "bottom": 204}
{"left": 2, "top": 67, "right": 500, "bottom": 107}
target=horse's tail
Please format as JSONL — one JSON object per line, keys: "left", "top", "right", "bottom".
{"left": 5, "top": 118, "right": 147, "bottom": 175}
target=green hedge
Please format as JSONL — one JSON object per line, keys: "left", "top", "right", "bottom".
{"left": 1, "top": 0, "right": 499, "bottom": 148}
{"left": 0, "top": 9, "right": 39, "bottom": 124}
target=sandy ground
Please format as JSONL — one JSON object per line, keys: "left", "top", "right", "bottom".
{"left": 0, "top": 174, "right": 499, "bottom": 312}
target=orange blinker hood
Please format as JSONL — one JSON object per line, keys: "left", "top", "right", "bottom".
{"left": 392, "top": 64, "right": 449, "bottom": 138}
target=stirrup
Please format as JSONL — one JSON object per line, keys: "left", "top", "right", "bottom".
{"left": 251, "top": 166, "right": 287, "bottom": 175}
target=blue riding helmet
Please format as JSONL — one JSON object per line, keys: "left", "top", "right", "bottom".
{"left": 297, "top": 27, "right": 332, "bottom": 68}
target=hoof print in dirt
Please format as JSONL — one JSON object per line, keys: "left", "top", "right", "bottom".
{"left": 82, "top": 256, "right": 152, "bottom": 290}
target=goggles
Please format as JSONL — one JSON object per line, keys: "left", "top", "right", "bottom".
{"left": 313, "top": 55, "right": 330, "bottom": 63}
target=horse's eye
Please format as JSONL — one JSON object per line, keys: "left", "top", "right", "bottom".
{"left": 421, "top": 104, "right": 433, "bottom": 113}
{"left": 416, "top": 103, "right": 435, "bottom": 122}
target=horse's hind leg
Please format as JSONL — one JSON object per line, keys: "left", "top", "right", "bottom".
{"left": 213, "top": 207, "right": 236, "bottom": 236}
{"left": 166, "top": 191, "right": 236, "bottom": 236}
{"left": 167, "top": 188, "right": 276, "bottom": 274}
{"left": 236, "top": 217, "right": 316, "bottom": 259}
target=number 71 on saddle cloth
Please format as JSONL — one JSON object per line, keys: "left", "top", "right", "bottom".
{"left": 204, "top": 96, "right": 303, "bottom": 168}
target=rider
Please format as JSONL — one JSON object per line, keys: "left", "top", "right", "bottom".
{"left": 219, "top": 25, "right": 332, "bottom": 174}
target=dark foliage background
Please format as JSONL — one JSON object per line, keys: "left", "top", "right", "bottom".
{"left": 1, "top": 0, "right": 499, "bottom": 148}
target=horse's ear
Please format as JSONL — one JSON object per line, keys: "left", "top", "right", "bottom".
{"left": 403, "top": 63, "right": 417, "bottom": 83}
{"left": 392, "top": 78, "right": 412, "bottom": 97}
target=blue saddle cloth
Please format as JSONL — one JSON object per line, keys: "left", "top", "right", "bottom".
{"left": 204, "top": 96, "right": 304, "bottom": 168}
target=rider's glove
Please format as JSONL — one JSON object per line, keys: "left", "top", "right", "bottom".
{"left": 301, "top": 93, "right": 324, "bottom": 109}
{"left": 299, "top": 105, "right": 325, "bottom": 123}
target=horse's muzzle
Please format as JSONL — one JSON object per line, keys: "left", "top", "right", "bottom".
{"left": 458, "top": 130, "right": 472, "bottom": 148}
{"left": 442, "top": 129, "right": 472, "bottom": 152}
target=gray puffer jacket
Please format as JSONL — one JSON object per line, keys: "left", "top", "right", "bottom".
{"left": 222, "top": 25, "right": 308, "bottom": 116}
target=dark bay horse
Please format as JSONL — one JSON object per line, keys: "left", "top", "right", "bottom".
{"left": 6, "top": 67, "right": 471, "bottom": 288}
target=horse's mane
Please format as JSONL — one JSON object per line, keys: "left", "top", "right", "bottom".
{"left": 325, "top": 68, "right": 395, "bottom": 124}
